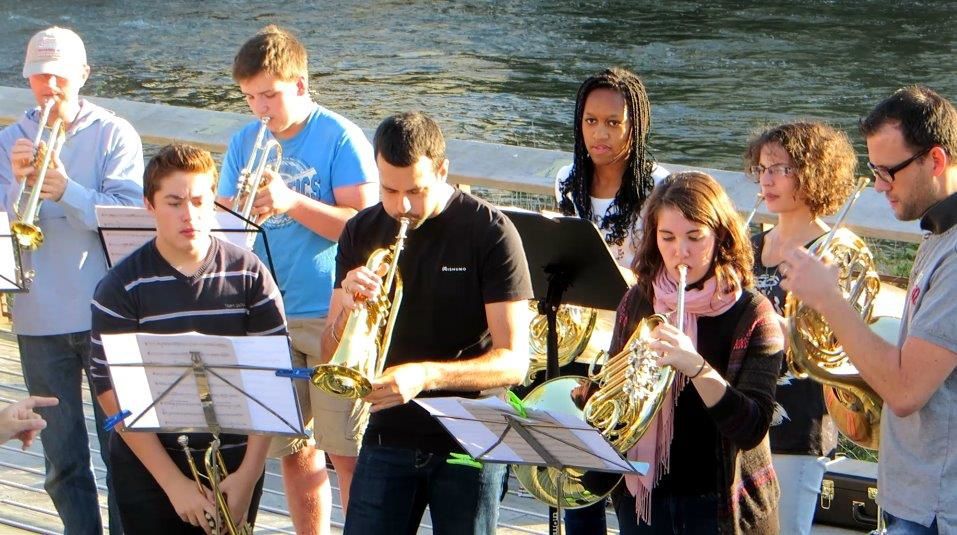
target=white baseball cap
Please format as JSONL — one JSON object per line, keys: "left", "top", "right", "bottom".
{"left": 22, "top": 27, "right": 87, "bottom": 80}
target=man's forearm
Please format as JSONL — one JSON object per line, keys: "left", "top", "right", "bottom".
{"left": 813, "top": 294, "right": 901, "bottom": 400}
{"left": 420, "top": 347, "right": 528, "bottom": 392}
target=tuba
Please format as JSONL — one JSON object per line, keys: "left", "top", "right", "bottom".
{"left": 178, "top": 435, "right": 252, "bottom": 535}
{"left": 311, "top": 217, "right": 413, "bottom": 399}
{"left": 513, "top": 265, "right": 688, "bottom": 508}
{"left": 232, "top": 116, "right": 282, "bottom": 228}
{"left": 12, "top": 99, "right": 66, "bottom": 250}
{"left": 784, "top": 177, "right": 886, "bottom": 450}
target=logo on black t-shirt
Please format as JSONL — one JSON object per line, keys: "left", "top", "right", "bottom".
{"left": 441, "top": 266, "right": 467, "bottom": 272}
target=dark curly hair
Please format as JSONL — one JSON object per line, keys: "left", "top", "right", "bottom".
{"left": 743, "top": 122, "right": 857, "bottom": 217}
{"left": 557, "top": 67, "right": 656, "bottom": 246}
{"left": 633, "top": 172, "right": 754, "bottom": 301}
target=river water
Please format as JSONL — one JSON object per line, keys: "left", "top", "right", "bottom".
{"left": 1, "top": 1, "right": 955, "bottom": 170}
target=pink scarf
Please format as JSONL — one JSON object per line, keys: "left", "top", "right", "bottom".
{"left": 625, "top": 269, "right": 742, "bottom": 524}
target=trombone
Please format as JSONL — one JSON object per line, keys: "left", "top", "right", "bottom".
{"left": 178, "top": 435, "right": 253, "bottom": 535}
{"left": 11, "top": 100, "right": 65, "bottom": 250}
{"left": 232, "top": 116, "right": 282, "bottom": 224}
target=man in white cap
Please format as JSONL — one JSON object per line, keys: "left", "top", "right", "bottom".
{"left": 0, "top": 27, "right": 144, "bottom": 534}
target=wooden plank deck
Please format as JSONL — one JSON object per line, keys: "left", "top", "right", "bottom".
{"left": 0, "top": 328, "right": 870, "bottom": 534}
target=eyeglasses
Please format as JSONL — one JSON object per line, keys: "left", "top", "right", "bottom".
{"left": 746, "top": 164, "right": 796, "bottom": 183}
{"left": 867, "top": 147, "right": 932, "bottom": 184}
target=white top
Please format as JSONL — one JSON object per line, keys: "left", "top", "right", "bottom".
{"left": 554, "top": 163, "right": 669, "bottom": 269}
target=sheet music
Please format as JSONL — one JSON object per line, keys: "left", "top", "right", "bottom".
{"left": 95, "top": 206, "right": 255, "bottom": 265}
{"left": 416, "top": 396, "right": 642, "bottom": 474}
{"left": 101, "top": 331, "right": 303, "bottom": 436}
{"left": 0, "top": 212, "right": 22, "bottom": 291}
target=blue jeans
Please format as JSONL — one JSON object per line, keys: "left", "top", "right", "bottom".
{"left": 883, "top": 511, "right": 939, "bottom": 534}
{"left": 773, "top": 453, "right": 829, "bottom": 535}
{"left": 564, "top": 498, "right": 608, "bottom": 534}
{"left": 18, "top": 332, "right": 122, "bottom": 535}
{"left": 344, "top": 445, "right": 505, "bottom": 535}
{"left": 614, "top": 489, "right": 719, "bottom": 535}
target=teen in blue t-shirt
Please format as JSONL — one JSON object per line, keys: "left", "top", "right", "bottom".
{"left": 216, "top": 25, "right": 378, "bottom": 534}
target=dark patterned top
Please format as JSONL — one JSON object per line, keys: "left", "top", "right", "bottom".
{"left": 751, "top": 230, "right": 829, "bottom": 455}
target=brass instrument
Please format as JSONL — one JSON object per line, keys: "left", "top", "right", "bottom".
{"left": 584, "top": 263, "right": 687, "bottom": 452}
{"left": 232, "top": 116, "right": 282, "bottom": 223}
{"left": 12, "top": 100, "right": 66, "bottom": 250}
{"left": 784, "top": 177, "right": 885, "bottom": 450}
{"left": 514, "top": 265, "right": 688, "bottom": 508}
{"left": 523, "top": 303, "right": 616, "bottom": 386}
{"left": 177, "top": 435, "right": 252, "bottom": 535}
{"left": 311, "top": 217, "right": 413, "bottom": 398}
{"left": 743, "top": 193, "right": 765, "bottom": 228}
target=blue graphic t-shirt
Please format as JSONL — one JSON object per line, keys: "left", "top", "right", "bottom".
{"left": 219, "top": 104, "right": 378, "bottom": 318}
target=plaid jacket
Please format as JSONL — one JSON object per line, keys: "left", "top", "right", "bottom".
{"left": 611, "top": 286, "right": 783, "bottom": 534}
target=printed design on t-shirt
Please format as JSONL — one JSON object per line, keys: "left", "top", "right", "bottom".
{"left": 263, "top": 156, "right": 319, "bottom": 230}
{"left": 754, "top": 271, "right": 783, "bottom": 310}
{"left": 771, "top": 372, "right": 794, "bottom": 427}
{"left": 771, "top": 401, "right": 790, "bottom": 426}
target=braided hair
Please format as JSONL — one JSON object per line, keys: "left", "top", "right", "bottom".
{"left": 557, "top": 67, "right": 656, "bottom": 246}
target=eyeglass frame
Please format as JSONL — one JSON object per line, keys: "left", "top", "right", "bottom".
{"left": 867, "top": 146, "right": 932, "bottom": 184}
{"left": 746, "top": 163, "right": 797, "bottom": 183}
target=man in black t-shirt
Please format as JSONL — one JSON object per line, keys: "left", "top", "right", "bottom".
{"left": 322, "top": 112, "right": 532, "bottom": 534}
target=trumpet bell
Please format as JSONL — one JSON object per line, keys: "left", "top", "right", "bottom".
{"left": 512, "top": 376, "right": 620, "bottom": 508}
{"left": 10, "top": 221, "right": 43, "bottom": 250}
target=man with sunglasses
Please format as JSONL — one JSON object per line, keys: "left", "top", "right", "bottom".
{"left": 780, "top": 85, "right": 957, "bottom": 534}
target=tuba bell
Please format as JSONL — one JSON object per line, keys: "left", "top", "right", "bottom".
{"left": 311, "top": 217, "right": 413, "bottom": 399}
{"left": 232, "top": 116, "right": 282, "bottom": 240}
{"left": 513, "top": 265, "right": 688, "bottom": 508}
{"left": 784, "top": 177, "right": 886, "bottom": 450}
{"left": 178, "top": 435, "right": 253, "bottom": 535}
{"left": 12, "top": 99, "right": 66, "bottom": 250}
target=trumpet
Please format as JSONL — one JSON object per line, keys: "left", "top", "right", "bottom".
{"left": 232, "top": 116, "right": 282, "bottom": 224}
{"left": 11, "top": 100, "right": 66, "bottom": 250}
{"left": 177, "top": 435, "right": 252, "bottom": 535}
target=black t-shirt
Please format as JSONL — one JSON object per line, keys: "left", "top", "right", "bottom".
{"left": 336, "top": 189, "right": 533, "bottom": 453}
{"left": 751, "top": 230, "right": 828, "bottom": 455}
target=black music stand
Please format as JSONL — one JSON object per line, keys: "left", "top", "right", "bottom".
{"left": 503, "top": 209, "right": 629, "bottom": 533}
{"left": 503, "top": 209, "right": 628, "bottom": 379}
{"left": 94, "top": 202, "right": 276, "bottom": 279}
{"left": 416, "top": 396, "right": 645, "bottom": 535}
{"left": 0, "top": 225, "right": 30, "bottom": 293}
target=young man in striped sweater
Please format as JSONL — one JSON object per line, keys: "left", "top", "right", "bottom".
{"left": 90, "top": 144, "right": 287, "bottom": 534}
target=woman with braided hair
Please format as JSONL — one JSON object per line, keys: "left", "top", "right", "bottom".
{"left": 553, "top": 66, "right": 668, "bottom": 533}
{"left": 556, "top": 66, "right": 669, "bottom": 270}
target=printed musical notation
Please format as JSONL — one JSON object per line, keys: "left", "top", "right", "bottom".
{"left": 101, "top": 331, "right": 303, "bottom": 436}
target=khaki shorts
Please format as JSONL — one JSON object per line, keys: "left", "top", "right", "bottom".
{"left": 268, "top": 317, "right": 371, "bottom": 458}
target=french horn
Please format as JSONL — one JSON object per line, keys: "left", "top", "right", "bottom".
{"left": 784, "top": 177, "right": 887, "bottom": 450}
{"left": 513, "top": 265, "right": 688, "bottom": 508}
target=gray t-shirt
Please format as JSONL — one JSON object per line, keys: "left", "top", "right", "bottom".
{"left": 878, "top": 221, "right": 957, "bottom": 530}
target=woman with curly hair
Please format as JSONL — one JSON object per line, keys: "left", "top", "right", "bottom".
{"left": 615, "top": 171, "right": 782, "bottom": 534}
{"left": 743, "top": 121, "right": 858, "bottom": 535}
